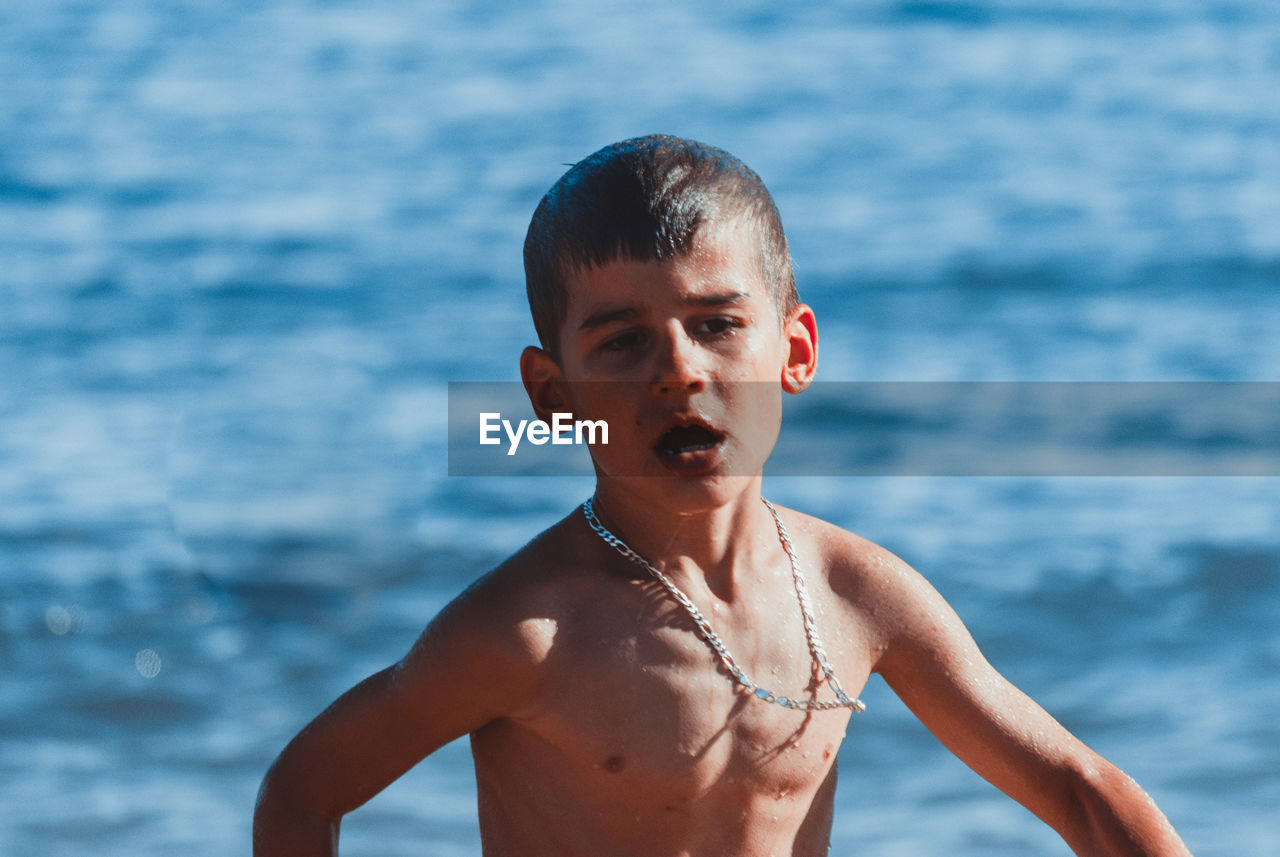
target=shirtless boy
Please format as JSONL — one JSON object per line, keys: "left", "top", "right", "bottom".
{"left": 254, "top": 135, "right": 1190, "bottom": 856}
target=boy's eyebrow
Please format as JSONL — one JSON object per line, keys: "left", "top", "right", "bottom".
{"left": 578, "top": 306, "right": 641, "bottom": 332}
{"left": 577, "top": 292, "right": 750, "bottom": 332}
{"left": 690, "top": 290, "right": 751, "bottom": 308}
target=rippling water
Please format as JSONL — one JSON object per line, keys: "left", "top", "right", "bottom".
{"left": 3, "top": 2, "right": 1279, "bottom": 854}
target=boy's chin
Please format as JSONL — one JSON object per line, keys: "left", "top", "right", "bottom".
{"left": 593, "top": 470, "right": 765, "bottom": 510}
{"left": 589, "top": 452, "right": 765, "bottom": 481}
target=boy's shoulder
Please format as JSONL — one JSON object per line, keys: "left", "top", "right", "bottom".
{"left": 776, "top": 505, "right": 985, "bottom": 676}
{"left": 772, "top": 504, "right": 934, "bottom": 636}
{"left": 431, "top": 509, "right": 618, "bottom": 653}
{"left": 475, "top": 507, "right": 617, "bottom": 604}
{"left": 775, "top": 504, "right": 914, "bottom": 585}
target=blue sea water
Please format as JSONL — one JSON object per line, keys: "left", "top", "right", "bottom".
{"left": 2, "top": 1, "right": 1279, "bottom": 854}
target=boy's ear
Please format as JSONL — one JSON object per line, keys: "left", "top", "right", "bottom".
{"left": 781, "top": 304, "right": 818, "bottom": 394}
{"left": 520, "top": 345, "right": 570, "bottom": 421}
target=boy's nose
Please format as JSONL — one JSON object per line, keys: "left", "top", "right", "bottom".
{"left": 651, "top": 327, "right": 707, "bottom": 395}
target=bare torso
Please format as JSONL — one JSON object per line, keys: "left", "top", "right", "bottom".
{"left": 253, "top": 499, "right": 1192, "bottom": 857}
{"left": 468, "top": 507, "right": 875, "bottom": 857}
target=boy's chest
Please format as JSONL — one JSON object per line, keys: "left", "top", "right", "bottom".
{"left": 524, "top": 591, "right": 866, "bottom": 802}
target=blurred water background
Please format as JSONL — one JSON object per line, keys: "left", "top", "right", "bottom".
{"left": 3, "top": 1, "right": 1279, "bottom": 854}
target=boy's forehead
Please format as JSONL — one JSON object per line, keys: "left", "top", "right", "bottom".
{"left": 562, "top": 224, "right": 769, "bottom": 313}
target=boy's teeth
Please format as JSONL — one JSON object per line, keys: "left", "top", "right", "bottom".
{"left": 664, "top": 440, "right": 715, "bottom": 455}
{"left": 658, "top": 424, "right": 719, "bottom": 454}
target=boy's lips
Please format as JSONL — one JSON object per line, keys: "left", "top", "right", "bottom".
{"left": 652, "top": 416, "right": 726, "bottom": 474}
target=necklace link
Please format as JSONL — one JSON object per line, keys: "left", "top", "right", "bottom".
{"left": 582, "top": 497, "right": 866, "bottom": 714}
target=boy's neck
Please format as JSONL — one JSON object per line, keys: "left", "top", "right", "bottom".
{"left": 588, "top": 479, "right": 780, "bottom": 601}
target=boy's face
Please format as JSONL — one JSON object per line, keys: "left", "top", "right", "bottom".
{"left": 522, "top": 223, "right": 817, "bottom": 504}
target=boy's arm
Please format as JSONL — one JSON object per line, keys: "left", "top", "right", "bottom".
{"left": 862, "top": 551, "right": 1190, "bottom": 857}
{"left": 252, "top": 575, "right": 546, "bottom": 857}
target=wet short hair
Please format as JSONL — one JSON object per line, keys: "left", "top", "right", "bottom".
{"left": 523, "top": 135, "right": 798, "bottom": 359}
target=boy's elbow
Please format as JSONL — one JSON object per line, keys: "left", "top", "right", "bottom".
{"left": 253, "top": 755, "right": 342, "bottom": 856}
{"left": 1058, "top": 757, "right": 1190, "bottom": 857}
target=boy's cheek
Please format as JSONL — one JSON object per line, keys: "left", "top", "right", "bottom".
{"left": 561, "top": 385, "right": 623, "bottom": 424}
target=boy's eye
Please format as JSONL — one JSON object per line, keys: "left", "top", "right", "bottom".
{"left": 601, "top": 330, "right": 646, "bottom": 352}
{"left": 696, "top": 317, "right": 740, "bottom": 337}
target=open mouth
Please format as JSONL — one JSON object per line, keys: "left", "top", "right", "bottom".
{"left": 654, "top": 421, "right": 725, "bottom": 456}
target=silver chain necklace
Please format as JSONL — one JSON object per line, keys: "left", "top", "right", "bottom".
{"left": 582, "top": 497, "right": 866, "bottom": 713}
